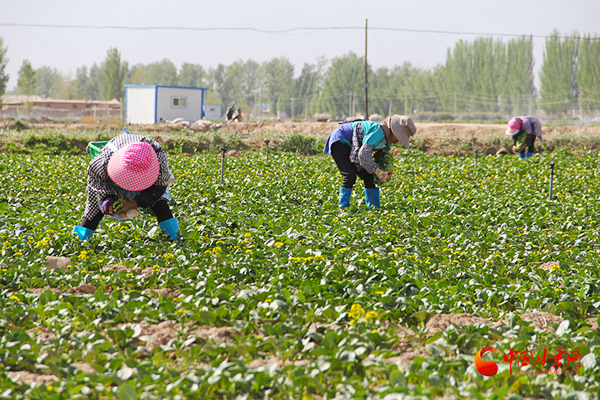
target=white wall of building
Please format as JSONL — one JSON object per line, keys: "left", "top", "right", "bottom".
{"left": 156, "top": 87, "right": 204, "bottom": 123}
{"left": 126, "top": 86, "right": 156, "bottom": 124}
{"left": 204, "top": 104, "right": 222, "bottom": 120}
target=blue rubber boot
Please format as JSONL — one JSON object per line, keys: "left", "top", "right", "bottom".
{"left": 525, "top": 152, "right": 533, "bottom": 158}
{"left": 158, "top": 218, "right": 180, "bottom": 241}
{"left": 365, "top": 188, "right": 380, "bottom": 209}
{"left": 518, "top": 153, "right": 527, "bottom": 159}
{"left": 72, "top": 226, "right": 94, "bottom": 241}
{"left": 339, "top": 187, "right": 352, "bottom": 208}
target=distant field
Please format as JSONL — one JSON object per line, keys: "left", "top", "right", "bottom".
{"left": 3, "top": 121, "right": 600, "bottom": 156}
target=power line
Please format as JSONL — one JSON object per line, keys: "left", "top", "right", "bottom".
{"left": 0, "top": 23, "right": 593, "bottom": 40}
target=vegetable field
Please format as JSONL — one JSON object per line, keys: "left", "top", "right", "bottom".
{"left": 1, "top": 147, "right": 599, "bottom": 399}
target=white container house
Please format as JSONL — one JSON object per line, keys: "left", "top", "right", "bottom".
{"left": 204, "top": 104, "right": 222, "bottom": 120}
{"left": 125, "top": 84, "right": 207, "bottom": 124}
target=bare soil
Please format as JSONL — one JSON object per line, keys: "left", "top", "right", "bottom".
{"left": 7, "top": 120, "right": 600, "bottom": 156}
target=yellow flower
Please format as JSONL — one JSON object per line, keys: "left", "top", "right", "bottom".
{"left": 35, "top": 238, "right": 49, "bottom": 247}
{"left": 244, "top": 233, "right": 252, "bottom": 238}
{"left": 274, "top": 241, "right": 284, "bottom": 248}
{"left": 9, "top": 295, "right": 19, "bottom": 301}
{"left": 350, "top": 304, "right": 364, "bottom": 319}
{"left": 78, "top": 250, "right": 89, "bottom": 260}
{"left": 164, "top": 253, "right": 174, "bottom": 259}
{"left": 365, "top": 310, "right": 379, "bottom": 320}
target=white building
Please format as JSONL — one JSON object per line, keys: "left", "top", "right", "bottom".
{"left": 204, "top": 104, "right": 222, "bottom": 120}
{"left": 124, "top": 84, "right": 207, "bottom": 124}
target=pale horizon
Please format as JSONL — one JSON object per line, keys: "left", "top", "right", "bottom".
{"left": 2, "top": 0, "right": 598, "bottom": 91}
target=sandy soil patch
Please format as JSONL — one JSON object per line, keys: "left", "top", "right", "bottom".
{"left": 7, "top": 371, "right": 59, "bottom": 386}
{"left": 520, "top": 312, "right": 563, "bottom": 331}
{"left": 425, "top": 313, "right": 492, "bottom": 333}
{"left": 118, "top": 321, "right": 238, "bottom": 349}
{"left": 538, "top": 261, "right": 559, "bottom": 271}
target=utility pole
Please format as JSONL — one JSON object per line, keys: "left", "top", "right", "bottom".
{"left": 291, "top": 98, "right": 295, "bottom": 120}
{"left": 364, "top": 19, "right": 369, "bottom": 119}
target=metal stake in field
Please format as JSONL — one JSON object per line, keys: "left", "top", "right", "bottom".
{"left": 472, "top": 134, "right": 477, "bottom": 168}
{"left": 549, "top": 161, "right": 555, "bottom": 200}
{"left": 264, "top": 140, "right": 270, "bottom": 163}
{"left": 220, "top": 145, "right": 228, "bottom": 185}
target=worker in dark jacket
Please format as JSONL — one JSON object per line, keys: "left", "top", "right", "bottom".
{"left": 72, "top": 133, "right": 179, "bottom": 241}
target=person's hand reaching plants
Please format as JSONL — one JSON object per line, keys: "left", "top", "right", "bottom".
{"left": 375, "top": 168, "right": 393, "bottom": 183}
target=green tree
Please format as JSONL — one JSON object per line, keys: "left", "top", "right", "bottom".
{"left": 502, "top": 36, "right": 536, "bottom": 116}
{"left": 146, "top": 59, "right": 177, "bottom": 85}
{"left": 129, "top": 63, "right": 151, "bottom": 85}
{"left": 539, "top": 30, "right": 580, "bottom": 117}
{"left": 17, "top": 61, "right": 35, "bottom": 96}
{"left": 238, "top": 59, "right": 261, "bottom": 111}
{"left": 577, "top": 34, "right": 600, "bottom": 116}
{"left": 87, "top": 63, "right": 103, "bottom": 100}
{"left": 282, "top": 63, "right": 321, "bottom": 119}
{"left": 262, "top": 56, "right": 294, "bottom": 116}
{"left": 372, "top": 62, "right": 416, "bottom": 116}
{"left": 17, "top": 60, "right": 36, "bottom": 114}
{"left": 101, "top": 47, "right": 128, "bottom": 100}
{"left": 51, "top": 73, "right": 75, "bottom": 99}
{"left": 206, "top": 64, "right": 232, "bottom": 107}
{"left": 35, "top": 66, "right": 59, "bottom": 98}
{"left": 178, "top": 63, "right": 205, "bottom": 87}
{"left": 318, "top": 52, "right": 368, "bottom": 118}
{"left": 74, "top": 66, "right": 91, "bottom": 99}
{"left": 0, "top": 37, "right": 8, "bottom": 104}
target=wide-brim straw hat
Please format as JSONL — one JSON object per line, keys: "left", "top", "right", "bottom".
{"left": 107, "top": 142, "right": 159, "bottom": 191}
{"left": 386, "top": 115, "right": 417, "bottom": 149}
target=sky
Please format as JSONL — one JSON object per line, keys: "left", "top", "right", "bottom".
{"left": 1, "top": 0, "right": 599, "bottom": 91}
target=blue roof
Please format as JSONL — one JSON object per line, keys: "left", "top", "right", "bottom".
{"left": 124, "top": 84, "right": 208, "bottom": 91}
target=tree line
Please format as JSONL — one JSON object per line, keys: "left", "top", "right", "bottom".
{"left": 1, "top": 31, "right": 599, "bottom": 120}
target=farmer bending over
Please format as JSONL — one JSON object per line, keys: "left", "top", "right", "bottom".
{"left": 505, "top": 116, "right": 542, "bottom": 159}
{"left": 72, "top": 132, "right": 180, "bottom": 241}
{"left": 323, "top": 114, "right": 416, "bottom": 208}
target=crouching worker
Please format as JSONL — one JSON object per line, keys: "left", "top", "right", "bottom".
{"left": 505, "top": 116, "right": 542, "bottom": 159}
{"left": 323, "top": 114, "right": 417, "bottom": 208}
{"left": 72, "top": 133, "right": 180, "bottom": 241}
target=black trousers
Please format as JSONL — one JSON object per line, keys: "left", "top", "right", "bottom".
{"left": 330, "top": 141, "right": 376, "bottom": 189}
{"left": 79, "top": 199, "right": 174, "bottom": 230}
{"left": 514, "top": 134, "right": 536, "bottom": 154}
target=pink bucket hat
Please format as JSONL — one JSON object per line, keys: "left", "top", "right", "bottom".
{"left": 505, "top": 117, "right": 523, "bottom": 135}
{"left": 107, "top": 142, "right": 160, "bottom": 191}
